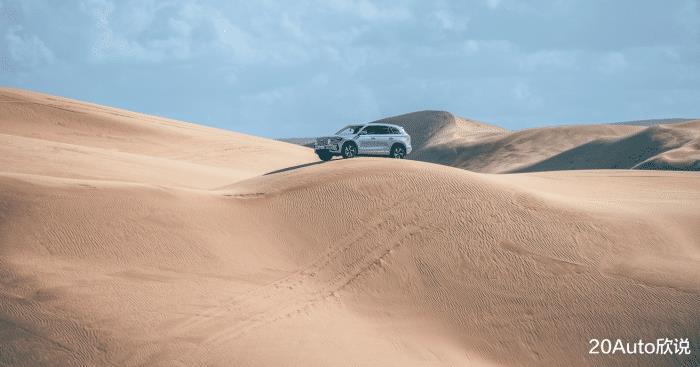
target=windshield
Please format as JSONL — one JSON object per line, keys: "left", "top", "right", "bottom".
{"left": 335, "top": 125, "right": 363, "bottom": 135}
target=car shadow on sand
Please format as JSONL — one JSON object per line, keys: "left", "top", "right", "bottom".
{"left": 263, "top": 160, "right": 328, "bottom": 176}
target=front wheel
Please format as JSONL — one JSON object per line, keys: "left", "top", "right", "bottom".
{"left": 341, "top": 143, "right": 358, "bottom": 159}
{"left": 390, "top": 144, "right": 406, "bottom": 159}
{"left": 316, "top": 150, "right": 333, "bottom": 161}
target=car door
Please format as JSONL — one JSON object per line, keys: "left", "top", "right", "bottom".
{"left": 385, "top": 126, "right": 401, "bottom": 153}
{"left": 355, "top": 126, "right": 373, "bottom": 154}
{"left": 357, "top": 125, "right": 382, "bottom": 154}
{"left": 373, "top": 125, "right": 393, "bottom": 154}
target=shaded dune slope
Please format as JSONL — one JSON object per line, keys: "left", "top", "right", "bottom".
{"left": 1, "top": 159, "right": 699, "bottom": 366}
{"left": 511, "top": 121, "right": 700, "bottom": 172}
{"left": 417, "top": 123, "right": 642, "bottom": 172}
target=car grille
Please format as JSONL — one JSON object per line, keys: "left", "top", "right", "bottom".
{"left": 316, "top": 137, "right": 340, "bottom": 145}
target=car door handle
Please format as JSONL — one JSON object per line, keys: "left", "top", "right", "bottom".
{"left": 371, "top": 137, "right": 376, "bottom": 140}
{"left": 389, "top": 137, "right": 394, "bottom": 140}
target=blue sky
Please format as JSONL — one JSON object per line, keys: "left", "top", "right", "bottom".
{"left": 1, "top": 1, "right": 699, "bottom": 137}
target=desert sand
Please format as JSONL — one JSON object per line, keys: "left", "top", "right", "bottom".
{"left": 1, "top": 89, "right": 699, "bottom": 366}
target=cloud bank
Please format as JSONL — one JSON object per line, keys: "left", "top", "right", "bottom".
{"left": 1, "top": 0, "right": 699, "bottom": 137}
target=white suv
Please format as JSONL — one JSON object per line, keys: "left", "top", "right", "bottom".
{"left": 314, "top": 123, "right": 412, "bottom": 161}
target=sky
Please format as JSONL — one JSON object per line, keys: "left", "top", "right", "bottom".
{"left": 1, "top": 0, "right": 699, "bottom": 138}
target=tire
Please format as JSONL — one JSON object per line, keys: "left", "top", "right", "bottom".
{"left": 316, "top": 150, "right": 333, "bottom": 161}
{"left": 341, "top": 142, "right": 358, "bottom": 159}
{"left": 390, "top": 144, "right": 406, "bottom": 159}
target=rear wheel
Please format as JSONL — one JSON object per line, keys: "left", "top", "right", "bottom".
{"left": 390, "top": 144, "right": 406, "bottom": 159}
{"left": 316, "top": 150, "right": 333, "bottom": 161}
{"left": 341, "top": 142, "right": 358, "bottom": 159}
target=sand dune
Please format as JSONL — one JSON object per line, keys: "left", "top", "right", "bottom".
{"left": 416, "top": 123, "right": 641, "bottom": 172}
{"left": 511, "top": 120, "right": 700, "bottom": 172}
{"left": 1, "top": 90, "right": 699, "bottom": 366}
{"left": 370, "top": 110, "right": 508, "bottom": 155}
{"left": 0, "top": 88, "right": 316, "bottom": 188}
{"left": 405, "top": 113, "right": 700, "bottom": 172}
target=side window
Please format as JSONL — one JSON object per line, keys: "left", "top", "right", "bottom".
{"left": 389, "top": 127, "right": 400, "bottom": 134}
{"left": 365, "top": 125, "right": 383, "bottom": 135}
{"left": 379, "top": 126, "right": 393, "bottom": 134}
{"left": 370, "top": 125, "right": 392, "bottom": 134}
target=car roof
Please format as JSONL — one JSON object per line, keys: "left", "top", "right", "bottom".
{"left": 364, "top": 122, "right": 405, "bottom": 129}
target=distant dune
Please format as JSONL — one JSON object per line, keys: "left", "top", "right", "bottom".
{"left": 413, "top": 119, "right": 639, "bottom": 172}
{"left": 607, "top": 117, "right": 697, "bottom": 126}
{"left": 418, "top": 118, "right": 700, "bottom": 172}
{"left": 510, "top": 120, "right": 700, "bottom": 172}
{"left": 1, "top": 89, "right": 699, "bottom": 367}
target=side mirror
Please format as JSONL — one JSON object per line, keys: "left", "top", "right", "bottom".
{"left": 358, "top": 130, "right": 367, "bottom": 135}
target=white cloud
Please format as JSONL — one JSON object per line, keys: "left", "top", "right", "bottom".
{"left": 597, "top": 51, "right": 627, "bottom": 74}
{"left": 2, "top": 1, "right": 699, "bottom": 136}
{"left": 197, "top": 7, "right": 256, "bottom": 62}
{"left": 77, "top": 0, "right": 259, "bottom": 64}
{"left": 5, "top": 26, "right": 54, "bottom": 68}
{"left": 432, "top": 10, "right": 469, "bottom": 31}
{"left": 519, "top": 50, "right": 580, "bottom": 71}
{"left": 512, "top": 82, "right": 530, "bottom": 100}
{"left": 461, "top": 39, "right": 514, "bottom": 55}
{"left": 327, "top": 0, "right": 412, "bottom": 21}
{"left": 676, "top": 0, "right": 700, "bottom": 36}
{"left": 80, "top": 0, "right": 162, "bottom": 62}
{"left": 486, "top": 0, "right": 502, "bottom": 10}
{"left": 463, "top": 40, "right": 480, "bottom": 53}
{"left": 511, "top": 81, "right": 543, "bottom": 109}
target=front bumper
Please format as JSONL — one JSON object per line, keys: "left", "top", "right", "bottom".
{"left": 315, "top": 144, "right": 340, "bottom": 153}
{"left": 315, "top": 145, "right": 341, "bottom": 154}
{"left": 314, "top": 138, "right": 343, "bottom": 153}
